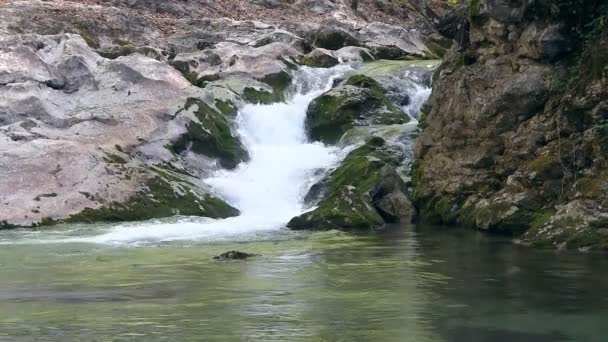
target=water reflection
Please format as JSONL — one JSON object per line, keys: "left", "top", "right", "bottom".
{"left": 0, "top": 227, "right": 606, "bottom": 341}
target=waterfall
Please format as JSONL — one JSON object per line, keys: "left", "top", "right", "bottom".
{"left": 0, "top": 63, "right": 433, "bottom": 246}
{"left": 66, "top": 66, "right": 352, "bottom": 245}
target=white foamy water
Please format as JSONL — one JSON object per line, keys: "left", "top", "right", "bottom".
{"left": 2, "top": 66, "right": 350, "bottom": 246}
{"left": 0, "top": 63, "right": 436, "bottom": 247}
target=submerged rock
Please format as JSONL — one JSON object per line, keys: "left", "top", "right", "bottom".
{"left": 213, "top": 251, "right": 260, "bottom": 261}
{"left": 287, "top": 137, "right": 416, "bottom": 231}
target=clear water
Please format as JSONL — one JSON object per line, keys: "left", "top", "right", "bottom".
{"left": 1, "top": 65, "right": 606, "bottom": 341}
{"left": 0, "top": 226, "right": 606, "bottom": 341}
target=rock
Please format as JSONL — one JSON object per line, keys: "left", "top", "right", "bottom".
{"left": 0, "top": 34, "right": 240, "bottom": 226}
{"left": 371, "top": 167, "right": 416, "bottom": 223}
{"left": 333, "top": 46, "right": 375, "bottom": 63}
{"left": 412, "top": 0, "right": 608, "bottom": 249}
{"left": 357, "top": 22, "right": 434, "bottom": 59}
{"left": 522, "top": 201, "right": 608, "bottom": 251}
{"left": 213, "top": 251, "right": 260, "bottom": 261}
{"left": 308, "top": 23, "right": 360, "bottom": 51}
{"left": 301, "top": 48, "right": 339, "bottom": 67}
{"left": 287, "top": 137, "right": 416, "bottom": 231}
{"left": 172, "top": 98, "right": 249, "bottom": 169}
{"left": 171, "top": 41, "right": 299, "bottom": 94}
{"left": 305, "top": 74, "right": 409, "bottom": 144}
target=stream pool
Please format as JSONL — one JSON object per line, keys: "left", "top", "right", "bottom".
{"left": 0, "top": 223, "right": 606, "bottom": 342}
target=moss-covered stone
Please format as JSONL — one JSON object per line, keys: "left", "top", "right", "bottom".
{"left": 287, "top": 137, "right": 404, "bottom": 231}
{"left": 67, "top": 176, "right": 239, "bottom": 223}
{"left": 305, "top": 74, "right": 409, "bottom": 144}
{"left": 260, "top": 71, "right": 291, "bottom": 101}
{"left": 417, "top": 194, "right": 460, "bottom": 225}
{"left": 215, "top": 99, "right": 238, "bottom": 118}
{"left": 173, "top": 98, "right": 248, "bottom": 169}
{"left": 242, "top": 87, "right": 283, "bottom": 105}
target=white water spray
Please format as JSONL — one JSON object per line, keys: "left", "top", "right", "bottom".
{"left": 47, "top": 66, "right": 351, "bottom": 245}
{"left": 0, "top": 63, "right": 435, "bottom": 246}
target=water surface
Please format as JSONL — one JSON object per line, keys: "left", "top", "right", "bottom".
{"left": 0, "top": 225, "right": 606, "bottom": 342}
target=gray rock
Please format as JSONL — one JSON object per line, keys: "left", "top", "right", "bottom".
{"left": 301, "top": 48, "right": 339, "bottom": 67}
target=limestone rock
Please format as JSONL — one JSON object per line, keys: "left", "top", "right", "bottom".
{"left": 305, "top": 74, "right": 409, "bottom": 144}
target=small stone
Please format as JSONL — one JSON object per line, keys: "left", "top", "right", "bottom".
{"left": 213, "top": 251, "right": 259, "bottom": 261}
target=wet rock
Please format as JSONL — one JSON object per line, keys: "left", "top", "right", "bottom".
{"left": 305, "top": 74, "right": 409, "bottom": 144}
{"left": 213, "top": 251, "right": 260, "bottom": 261}
{"left": 288, "top": 137, "right": 416, "bottom": 231}
{"left": 413, "top": 0, "right": 608, "bottom": 249}
{"left": 301, "top": 48, "right": 339, "bottom": 68}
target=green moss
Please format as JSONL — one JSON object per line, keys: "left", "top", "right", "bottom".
{"left": 173, "top": 98, "right": 248, "bottom": 169}
{"left": 418, "top": 111, "right": 428, "bottom": 129}
{"left": 528, "top": 154, "right": 563, "bottom": 178}
{"left": 530, "top": 208, "right": 557, "bottom": 231}
{"left": 469, "top": 0, "right": 481, "bottom": 18}
{"left": 169, "top": 61, "right": 218, "bottom": 88}
{"left": 578, "top": 175, "right": 607, "bottom": 198}
{"left": 305, "top": 74, "right": 409, "bottom": 144}
{"left": 260, "top": 71, "right": 291, "bottom": 101}
{"left": 287, "top": 138, "right": 397, "bottom": 231}
{"left": 113, "top": 38, "right": 132, "bottom": 47}
{"left": 67, "top": 176, "right": 239, "bottom": 224}
{"left": 76, "top": 28, "right": 100, "bottom": 49}
{"left": 242, "top": 87, "right": 283, "bottom": 105}
{"left": 103, "top": 153, "right": 127, "bottom": 164}
{"left": 215, "top": 99, "right": 238, "bottom": 117}
{"left": 358, "top": 60, "right": 440, "bottom": 78}
{"left": 417, "top": 194, "right": 459, "bottom": 225}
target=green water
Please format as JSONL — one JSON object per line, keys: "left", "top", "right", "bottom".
{"left": 0, "top": 225, "right": 606, "bottom": 341}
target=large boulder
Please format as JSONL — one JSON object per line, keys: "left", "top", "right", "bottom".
{"left": 0, "top": 34, "right": 240, "bottom": 227}
{"left": 305, "top": 74, "right": 410, "bottom": 144}
{"left": 287, "top": 137, "right": 415, "bottom": 231}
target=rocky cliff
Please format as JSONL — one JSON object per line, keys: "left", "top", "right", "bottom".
{"left": 414, "top": 0, "right": 608, "bottom": 250}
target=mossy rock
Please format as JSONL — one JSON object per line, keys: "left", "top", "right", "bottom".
{"left": 215, "top": 99, "right": 238, "bottom": 118}
{"left": 260, "top": 71, "right": 291, "bottom": 100}
{"left": 528, "top": 154, "right": 563, "bottom": 179}
{"left": 242, "top": 87, "right": 284, "bottom": 105}
{"left": 305, "top": 74, "right": 409, "bottom": 144}
{"left": 173, "top": 98, "right": 248, "bottom": 169}
{"left": 287, "top": 137, "right": 403, "bottom": 231}
{"left": 417, "top": 193, "right": 460, "bottom": 225}
{"left": 67, "top": 176, "right": 239, "bottom": 224}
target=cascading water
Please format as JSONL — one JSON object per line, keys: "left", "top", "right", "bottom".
{"left": 0, "top": 63, "right": 434, "bottom": 246}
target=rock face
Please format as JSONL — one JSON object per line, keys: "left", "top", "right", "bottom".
{"left": 288, "top": 137, "right": 415, "bottom": 231}
{"left": 305, "top": 74, "right": 410, "bottom": 144}
{"left": 413, "top": 0, "right": 608, "bottom": 250}
{"left": 0, "top": 34, "right": 240, "bottom": 226}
